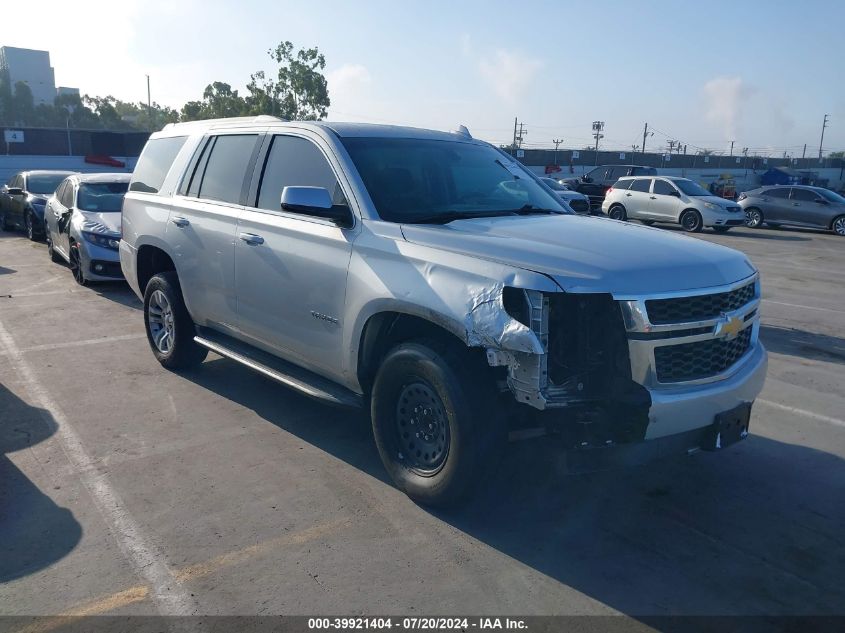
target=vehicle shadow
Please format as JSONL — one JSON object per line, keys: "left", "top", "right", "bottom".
{"left": 760, "top": 324, "right": 845, "bottom": 365}
{"left": 0, "top": 381, "right": 83, "bottom": 583}
{"left": 88, "top": 281, "right": 142, "bottom": 311}
{"left": 181, "top": 357, "right": 845, "bottom": 616}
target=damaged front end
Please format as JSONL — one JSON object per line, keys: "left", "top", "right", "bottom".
{"left": 477, "top": 287, "right": 651, "bottom": 448}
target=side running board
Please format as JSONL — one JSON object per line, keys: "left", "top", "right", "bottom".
{"left": 193, "top": 333, "right": 363, "bottom": 408}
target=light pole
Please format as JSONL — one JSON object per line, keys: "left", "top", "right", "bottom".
{"left": 552, "top": 138, "right": 563, "bottom": 166}
{"left": 592, "top": 121, "right": 604, "bottom": 166}
{"left": 65, "top": 104, "right": 75, "bottom": 156}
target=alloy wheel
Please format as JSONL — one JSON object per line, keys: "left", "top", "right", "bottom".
{"left": 69, "top": 247, "right": 86, "bottom": 285}
{"left": 147, "top": 290, "right": 175, "bottom": 354}
{"left": 395, "top": 381, "right": 450, "bottom": 475}
{"left": 833, "top": 216, "right": 845, "bottom": 236}
{"left": 25, "top": 213, "right": 33, "bottom": 239}
{"left": 745, "top": 209, "right": 762, "bottom": 228}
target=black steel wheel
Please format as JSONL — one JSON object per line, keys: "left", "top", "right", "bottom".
{"left": 395, "top": 381, "right": 450, "bottom": 475}
{"left": 680, "top": 209, "right": 703, "bottom": 233}
{"left": 608, "top": 205, "right": 627, "bottom": 221}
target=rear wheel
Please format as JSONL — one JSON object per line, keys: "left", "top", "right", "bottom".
{"left": 608, "top": 204, "right": 627, "bottom": 221}
{"left": 744, "top": 207, "right": 763, "bottom": 228}
{"left": 143, "top": 272, "right": 208, "bottom": 369}
{"left": 680, "top": 209, "right": 703, "bottom": 233}
{"left": 832, "top": 215, "right": 845, "bottom": 236}
{"left": 370, "top": 339, "right": 504, "bottom": 507}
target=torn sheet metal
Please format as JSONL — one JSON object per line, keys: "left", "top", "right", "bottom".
{"left": 464, "top": 283, "right": 545, "bottom": 354}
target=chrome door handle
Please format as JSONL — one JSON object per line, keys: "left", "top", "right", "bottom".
{"left": 626, "top": 193, "right": 632, "bottom": 197}
{"left": 239, "top": 232, "right": 264, "bottom": 245}
{"left": 171, "top": 216, "right": 190, "bottom": 227}
{"left": 650, "top": 196, "right": 657, "bottom": 199}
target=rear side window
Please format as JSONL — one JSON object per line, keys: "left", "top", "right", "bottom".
{"left": 767, "top": 188, "right": 790, "bottom": 198}
{"left": 129, "top": 136, "right": 188, "bottom": 194}
{"left": 613, "top": 179, "right": 633, "bottom": 191}
{"left": 60, "top": 180, "right": 75, "bottom": 208}
{"left": 195, "top": 135, "right": 259, "bottom": 204}
{"left": 256, "top": 135, "right": 345, "bottom": 212}
{"left": 653, "top": 180, "right": 676, "bottom": 195}
{"left": 630, "top": 179, "right": 652, "bottom": 193}
{"left": 586, "top": 167, "right": 607, "bottom": 181}
{"left": 790, "top": 188, "right": 819, "bottom": 202}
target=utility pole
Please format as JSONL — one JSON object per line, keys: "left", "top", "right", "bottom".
{"left": 552, "top": 138, "right": 563, "bottom": 165}
{"left": 729, "top": 140, "right": 735, "bottom": 157}
{"left": 742, "top": 147, "right": 749, "bottom": 178}
{"left": 146, "top": 74, "right": 152, "bottom": 128}
{"left": 592, "top": 121, "right": 604, "bottom": 165}
{"left": 512, "top": 117, "right": 518, "bottom": 155}
{"left": 802, "top": 144, "right": 807, "bottom": 160}
{"left": 819, "top": 114, "right": 829, "bottom": 159}
{"left": 641, "top": 122, "right": 649, "bottom": 156}
{"left": 667, "top": 140, "right": 676, "bottom": 154}
{"left": 516, "top": 122, "right": 527, "bottom": 149}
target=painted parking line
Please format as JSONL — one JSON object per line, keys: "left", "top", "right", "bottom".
{"left": 0, "top": 319, "right": 197, "bottom": 616}
{"left": 762, "top": 299, "right": 845, "bottom": 315}
{"left": 757, "top": 398, "right": 845, "bottom": 428}
{"left": 0, "top": 333, "right": 146, "bottom": 356}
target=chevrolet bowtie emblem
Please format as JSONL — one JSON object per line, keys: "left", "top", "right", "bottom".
{"left": 717, "top": 313, "right": 743, "bottom": 339}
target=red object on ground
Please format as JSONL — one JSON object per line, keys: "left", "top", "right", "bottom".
{"left": 545, "top": 164, "right": 562, "bottom": 174}
{"left": 85, "top": 155, "right": 126, "bottom": 168}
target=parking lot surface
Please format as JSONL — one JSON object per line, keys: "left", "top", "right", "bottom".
{"left": 1, "top": 225, "right": 844, "bottom": 619}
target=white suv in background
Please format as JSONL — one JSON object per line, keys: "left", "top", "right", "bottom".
{"left": 603, "top": 176, "right": 746, "bottom": 233}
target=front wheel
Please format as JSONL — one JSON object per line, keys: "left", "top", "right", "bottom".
{"left": 608, "top": 205, "right": 627, "bottom": 221}
{"left": 832, "top": 215, "right": 845, "bottom": 236}
{"left": 143, "top": 272, "right": 208, "bottom": 369}
{"left": 744, "top": 208, "right": 763, "bottom": 228}
{"left": 370, "top": 340, "right": 504, "bottom": 507}
{"left": 25, "top": 212, "right": 39, "bottom": 241}
{"left": 69, "top": 244, "right": 87, "bottom": 285}
{"left": 680, "top": 209, "right": 703, "bottom": 233}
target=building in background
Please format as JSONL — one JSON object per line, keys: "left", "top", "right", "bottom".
{"left": 0, "top": 46, "right": 77, "bottom": 105}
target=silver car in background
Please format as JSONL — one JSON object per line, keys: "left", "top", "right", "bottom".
{"left": 738, "top": 185, "right": 845, "bottom": 236}
{"left": 44, "top": 173, "right": 131, "bottom": 284}
{"left": 602, "top": 176, "right": 746, "bottom": 233}
{"left": 540, "top": 177, "right": 592, "bottom": 214}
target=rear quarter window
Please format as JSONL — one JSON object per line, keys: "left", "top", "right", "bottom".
{"left": 129, "top": 136, "right": 188, "bottom": 194}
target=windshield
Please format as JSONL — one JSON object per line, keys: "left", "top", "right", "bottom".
{"left": 674, "top": 179, "right": 712, "bottom": 197}
{"left": 77, "top": 182, "right": 129, "bottom": 212}
{"left": 818, "top": 188, "right": 845, "bottom": 204}
{"left": 341, "top": 138, "right": 567, "bottom": 223}
{"left": 27, "top": 174, "right": 70, "bottom": 195}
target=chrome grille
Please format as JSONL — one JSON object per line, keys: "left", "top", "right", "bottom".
{"left": 654, "top": 328, "right": 752, "bottom": 383}
{"left": 645, "top": 282, "right": 755, "bottom": 325}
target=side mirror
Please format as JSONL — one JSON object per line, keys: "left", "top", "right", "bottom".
{"left": 280, "top": 186, "right": 352, "bottom": 227}
{"left": 7, "top": 187, "right": 23, "bottom": 196}
{"left": 581, "top": 176, "right": 592, "bottom": 183}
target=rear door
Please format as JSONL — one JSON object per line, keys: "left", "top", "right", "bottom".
{"left": 234, "top": 132, "right": 355, "bottom": 379}
{"left": 758, "top": 187, "right": 791, "bottom": 222}
{"left": 169, "top": 133, "right": 262, "bottom": 331}
{"left": 8, "top": 174, "right": 26, "bottom": 224}
{"left": 53, "top": 180, "right": 75, "bottom": 258}
{"left": 625, "top": 178, "right": 654, "bottom": 219}
{"left": 650, "top": 178, "right": 682, "bottom": 221}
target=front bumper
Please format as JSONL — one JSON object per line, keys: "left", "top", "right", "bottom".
{"left": 701, "top": 207, "right": 745, "bottom": 227}
{"left": 644, "top": 341, "right": 766, "bottom": 439}
{"left": 78, "top": 240, "right": 124, "bottom": 281}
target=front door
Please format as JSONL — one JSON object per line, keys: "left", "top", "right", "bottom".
{"left": 759, "top": 187, "right": 792, "bottom": 222}
{"left": 625, "top": 178, "right": 654, "bottom": 219}
{"left": 235, "top": 133, "right": 355, "bottom": 380}
{"left": 787, "top": 188, "right": 828, "bottom": 227}
{"left": 650, "top": 179, "right": 682, "bottom": 221}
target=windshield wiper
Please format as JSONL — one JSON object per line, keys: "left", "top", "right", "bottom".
{"left": 402, "top": 210, "right": 516, "bottom": 225}
{"left": 510, "top": 204, "right": 562, "bottom": 215}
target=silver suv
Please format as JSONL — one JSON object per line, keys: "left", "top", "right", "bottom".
{"left": 603, "top": 176, "right": 746, "bottom": 233}
{"left": 121, "top": 117, "right": 767, "bottom": 506}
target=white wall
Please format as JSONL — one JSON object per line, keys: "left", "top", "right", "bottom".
{"left": 0, "top": 155, "right": 137, "bottom": 185}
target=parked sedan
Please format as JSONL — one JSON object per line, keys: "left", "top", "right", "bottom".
{"left": 739, "top": 186, "right": 845, "bottom": 236}
{"left": 0, "top": 170, "right": 79, "bottom": 240}
{"left": 44, "top": 173, "right": 130, "bottom": 284}
{"left": 602, "top": 176, "right": 746, "bottom": 233}
{"left": 540, "top": 177, "right": 592, "bottom": 214}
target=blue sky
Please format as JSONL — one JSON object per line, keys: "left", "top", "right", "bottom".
{"left": 8, "top": 0, "right": 845, "bottom": 155}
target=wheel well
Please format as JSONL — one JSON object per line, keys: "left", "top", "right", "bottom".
{"left": 681, "top": 208, "right": 701, "bottom": 216}
{"left": 137, "top": 245, "right": 176, "bottom": 295}
{"left": 357, "top": 312, "right": 468, "bottom": 394}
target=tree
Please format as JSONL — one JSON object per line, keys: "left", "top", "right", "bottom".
{"left": 11, "top": 81, "right": 35, "bottom": 125}
{"left": 830, "top": 151, "right": 844, "bottom": 159}
{"left": 243, "top": 41, "right": 330, "bottom": 120}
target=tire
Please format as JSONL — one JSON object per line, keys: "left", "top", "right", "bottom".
{"left": 68, "top": 243, "right": 88, "bottom": 286}
{"left": 712, "top": 226, "right": 731, "bottom": 233}
{"left": 608, "top": 204, "right": 627, "bottom": 221}
{"left": 680, "top": 209, "right": 703, "bottom": 233}
{"left": 370, "top": 339, "right": 505, "bottom": 507}
{"left": 744, "top": 207, "right": 763, "bottom": 228}
{"left": 46, "top": 235, "right": 62, "bottom": 263}
{"left": 832, "top": 215, "right": 845, "bottom": 237}
{"left": 143, "top": 271, "right": 208, "bottom": 369}
{"left": 24, "top": 211, "right": 39, "bottom": 241}
{"left": 0, "top": 209, "right": 13, "bottom": 231}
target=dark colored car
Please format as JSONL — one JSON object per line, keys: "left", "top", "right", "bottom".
{"left": 0, "top": 170, "right": 79, "bottom": 240}
{"left": 739, "top": 186, "right": 845, "bottom": 236}
{"left": 565, "top": 164, "right": 657, "bottom": 210}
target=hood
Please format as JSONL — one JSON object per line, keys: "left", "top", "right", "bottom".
{"left": 400, "top": 214, "right": 756, "bottom": 295}
{"left": 695, "top": 195, "right": 737, "bottom": 208}
{"left": 79, "top": 210, "right": 122, "bottom": 235}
